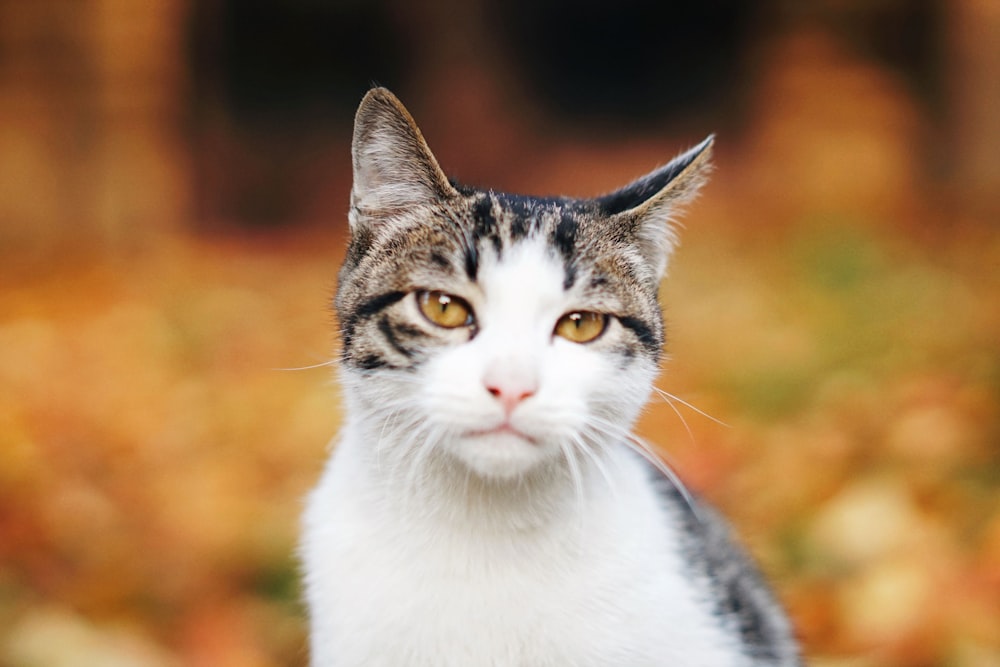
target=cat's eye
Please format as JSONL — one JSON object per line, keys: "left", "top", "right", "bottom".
{"left": 554, "top": 311, "right": 608, "bottom": 343}
{"left": 417, "top": 290, "right": 474, "bottom": 329}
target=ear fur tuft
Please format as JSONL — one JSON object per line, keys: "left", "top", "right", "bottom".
{"left": 600, "top": 136, "right": 714, "bottom": 280}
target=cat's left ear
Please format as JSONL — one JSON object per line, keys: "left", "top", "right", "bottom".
{"left": 597, "top": 136, "right": 714, "bottom": 280}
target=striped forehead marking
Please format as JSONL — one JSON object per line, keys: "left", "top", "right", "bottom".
{"left": 462, "top": 192, "right": 581, "bottom": 292}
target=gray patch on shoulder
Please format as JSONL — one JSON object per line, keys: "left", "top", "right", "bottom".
{"left": 648, "top": 466, "right": 802, "bottom": 666}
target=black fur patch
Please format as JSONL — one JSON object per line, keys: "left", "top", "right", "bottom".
{"left": 356, "top": 290, "right": 407, "bottom": 321}
{"left": 553, "top": 212, "right": 578, "bottom": 259}
{"left": 649, "top": 474, "right": 788, "bottom": 664}
{"left": 472, "top": 195, "right": 501, "bottom": 256}
{"left": 378, "top": 315, "right": 414, "bottom": 359}
{"left": 463, "top": 243, "right": 479, "bottom": 281}
{"left": 355, "top": 353, "right": 395, "bottom": 371}
{"left": 341, "top": 290, "right": 407, "bottom": 351}
{"left": 553, "top": 212, "right": 579, "bottom": 290}
{"left": 499, "top": 193, "right": 566, "bottom": 242}
{"left": 496, "top": 193, "right": 534, "bottom": 220}
{"left": 429, "top": 251, "right": 452, "bottom": 270}
{"left": 393, "top": 321, "right": 425, "bottom": 338}
{"left": 343, "top": 219, "right": 374, "bottom": 272}
{"left": 509, "top": 209, "right": 531, "bottom": 240}
{"left": 618, "top": 315, "right": 659, "bottom": 356}
{"left": 562, "top": 263, "right": 577, "bottom": 291}
{"left": 472, "top": 194, "right": 495, "bottom": 230}
{"left": 596, "top": 149, "right": 701, "bottom": 216}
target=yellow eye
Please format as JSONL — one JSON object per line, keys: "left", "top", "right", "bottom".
{"left": 554, "top": 311, "right": 607, "bottom": 343}
{"left": 418, "top": 291, "right": 474, "bottom": 329}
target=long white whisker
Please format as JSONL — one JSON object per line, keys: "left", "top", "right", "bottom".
{"left": 652, "top": 387, "right": 730, "bottom": 427}
{"left": 580, "top": 413, "right": 701, "bottom": 523}
{"left": 398, "top": 421, "right": 422, "bottom": 499}
{"left": 391, "top": 416, "right": 434, "bottom": 512}
{"left": 374, "top": 405, "right": 408, "bottom": 474}
{"left": 585, "top": 414, "right": 635, "bottom": 444}
{"left": 382, "top": 408, "right": 426, "bottom": 480}
{"left": 624, "top": 433, "right": 703, "bottom": 523}
{"left": 557, "top": 439, "right": 585, "bottom": 529}
{"left": 272, "top": 359, "right": 337, "bottom": 372}
{"left": 406, "top": 421, "right": 445, "bottom": 501}
{"left": 571, "top": 430, "right": 618, "bottom": 503}
{"left": 653, "top": 388, "right": 697, "bottom": 445}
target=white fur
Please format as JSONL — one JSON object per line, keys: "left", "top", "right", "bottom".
{"left": 302, "top": 237, "right": 751, "bottom": 666}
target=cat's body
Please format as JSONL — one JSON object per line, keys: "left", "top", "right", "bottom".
{"left": 302, "top": 88, "right": 801, "bottom": 666}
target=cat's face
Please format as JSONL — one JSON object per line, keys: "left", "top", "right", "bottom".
{"left": 336, "top": 88, "right": 712, "bottom": 481}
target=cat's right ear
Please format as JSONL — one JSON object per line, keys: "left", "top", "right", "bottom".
{"left": 350, "top": 88, "right": 458, "bottom": 225}
{"left": 597, "top": 136, "right": 714, "bottom": 280}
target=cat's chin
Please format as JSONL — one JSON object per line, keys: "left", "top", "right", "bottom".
{"left": 446, "top": 430, "right": 554, "bottom": 480}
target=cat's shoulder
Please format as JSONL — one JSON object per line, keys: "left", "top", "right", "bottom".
{"left": 645, "top": 463, "right": 802, "bottom": 665}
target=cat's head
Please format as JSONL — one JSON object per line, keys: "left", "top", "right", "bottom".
{"left": 336, "top": 88, "right": 712, "bottom": 482}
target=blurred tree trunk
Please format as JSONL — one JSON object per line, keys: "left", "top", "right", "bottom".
{"left": 0, "top": 0, "right": 190, "bottom": 255}
{"left": 949, "top": 0, "right": 1000, "bottom": 219}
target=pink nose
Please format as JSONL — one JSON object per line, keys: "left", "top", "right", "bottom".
{"left": 482, "top": 360, "right": 538, "bottom": 415}
{"left": 485, "top": 382, "right": 537, "bottom": 414}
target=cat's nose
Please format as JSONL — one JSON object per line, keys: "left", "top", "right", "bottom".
{"left": 485, "top": 382, "right": 536, "bottom": 414}
{"left": 482, "top": 364, "right": 538, "bottom": 415}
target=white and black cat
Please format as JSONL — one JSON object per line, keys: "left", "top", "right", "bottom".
{"left": 301, "top": 87, "right": 801, "bottom": 666}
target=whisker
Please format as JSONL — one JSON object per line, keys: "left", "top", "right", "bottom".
{"left": 653, "top": 388, "right": 697, "bottom": 445}
{"left": 557, "top": 439, "right": 585, "bottom": 528}
{"left": 272, "top": 359, "right": 337, "bottom": 372}
{"left": 400, "top": 428, "right": 426, "bottom": 503}
{"left": 571, "top": 430, "right": 619, "bottom": 503}
{"left": 624, "top": 434, "right": 703, "bottom": 524}
{"left": 652, "top": 387, "right": 729, "bottom": 427}
{"left": 389, "top": 416, "right": 435, "bottom": 508}
{"left": 373, "top": 412, "right": 393, "bottom": 473}
{"left": 373, "top": 397, "right": 432, "bottom": 476}
{"left": 577, "top": 413, "right": 702, "bottom": 523}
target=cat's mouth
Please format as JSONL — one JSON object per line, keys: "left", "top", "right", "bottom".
{"left": 465, "top": 423, "right": 538, "bottom": 445}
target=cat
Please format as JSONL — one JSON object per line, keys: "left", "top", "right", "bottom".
{"left": 301, "top": 87, "right": 801, "bottom": 667}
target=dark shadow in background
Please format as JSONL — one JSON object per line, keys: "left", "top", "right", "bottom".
{"left": 185, "top": 0, "right": 941, "bottom": 228}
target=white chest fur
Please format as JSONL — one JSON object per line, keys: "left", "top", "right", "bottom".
{"left": 301, "top": 426, "right": 749, "bottom": 667}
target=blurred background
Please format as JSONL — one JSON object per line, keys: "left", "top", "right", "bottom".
{"left": 1, "top": 0, "right": 998, "bottom": 665}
